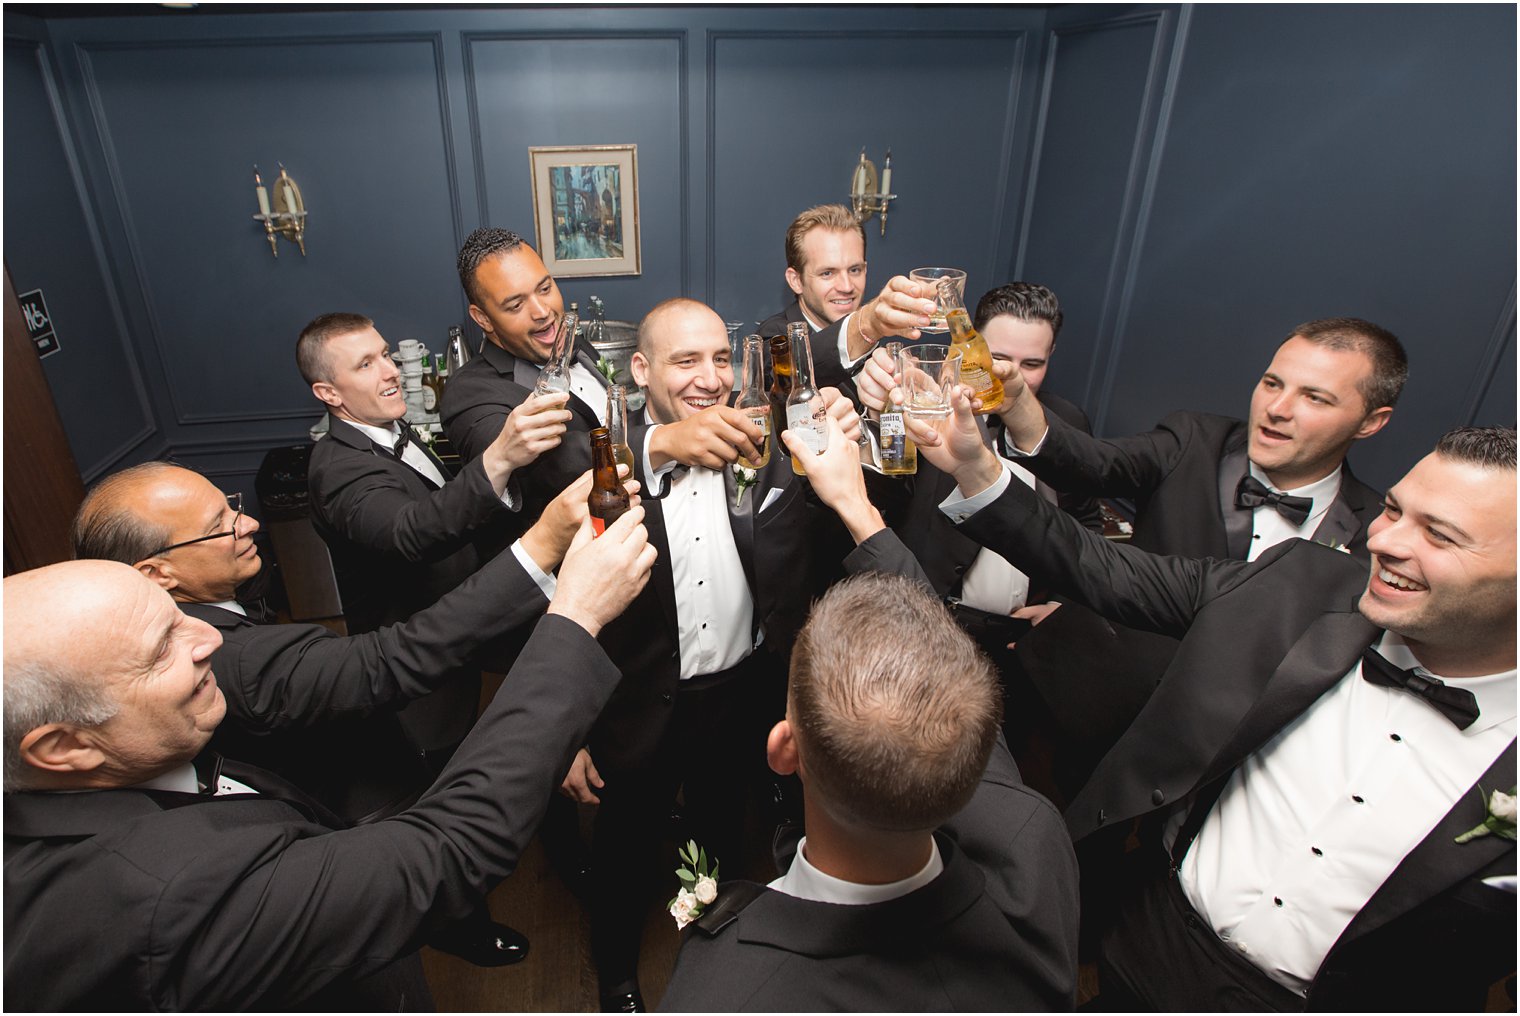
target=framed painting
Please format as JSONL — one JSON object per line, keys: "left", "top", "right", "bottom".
{"left": 528, "top": 144, "right": 641, "bottom": 277}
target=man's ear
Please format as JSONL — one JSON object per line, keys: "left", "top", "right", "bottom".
{"left": 766, "top": 719, "right": 800, "bottom": 778}
{"left": 468, "top": 303, "right": 494, "bottom": 336}
{"left": 133, "top": 557, "right": 180, "bottom": 593}
{"left": 630, "top": 350, "right": 650, "bottom": 390}
{"left": 785, "top": 266, "right": 804, "bottom": 298}
{"left": 18, "top": 724, "right": 106, "bottom": 775}
{"left": 310, "top": 381, "right": 343, "bottom": 411}
{"left": 1354, "top": 405, "right": 1393, "bottom": 441}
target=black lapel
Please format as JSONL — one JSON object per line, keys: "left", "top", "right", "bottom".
{"left": 1217, "top": 435, "right": 1253, "bottom": 560}
{"left": 639, "top": 484, "right": 682, "bottom": 640}
{"left": 1196, "top": 611, "right": 1379, "bottom": 787}
{"left": 723, "top": 466, "right": 759, "bottom": 594}
{"left": 1337, "top": 741, "right": 1516, "bottom": 945}
{"left": 1311, "top": 468, "right": 1366, "bottom": 550}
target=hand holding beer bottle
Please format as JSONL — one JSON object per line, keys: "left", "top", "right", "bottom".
{"left": 547, "top": 506, "right": 657, "bottom": 638}
{"left": 588, "top": 427, "right": 632, "bottom": 536}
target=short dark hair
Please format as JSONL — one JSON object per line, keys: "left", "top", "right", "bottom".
{"left": 1290, "top": 317, "right": 1408, "bottom": 412}
{"left": 457, "top": 228, "right": 528, "bottom": 307}
{"left": 71, "top": 461, "right": 182, "bottom": 564}
{"left": 973, "top": 282, "right": 1064, "bottom": 339}
{"left": 1434, "top": 426, "right": 1517, "bottom": 471}
{"left": 784, "top": 204, "right": 866, "bottom": 274}
{"left": 295, "top": 312, "right": 374, "bottom": 386}
{"left": 788, "top": 572, "right": 1002, "bottom": 832}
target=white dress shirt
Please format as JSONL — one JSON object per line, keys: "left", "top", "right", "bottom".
{"left": 770, "top": 835, "right": 943, "bottom": 905}
{"left": 346, "top": 418, "right": 519, "bottom": 509}
{"left": 568, "top": 360, "right": 609, "bottom": 427}
{"left": 648, "top": 455, "right": 754, "bottom": 680}
{"left": 1243, "top": 463, "right": 1342, "bottom": 561}
{"left": 797, "top": 305, "right": 866, "bottom": 375}
{"left": 1174, "top": 633, "right": 1516, "bottom": 995}
{"left": 346, "top": 419, "right": 448, "bottom": 488}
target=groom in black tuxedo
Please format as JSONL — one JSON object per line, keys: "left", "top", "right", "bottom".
{"left": 908, "top": 379, "right": 1515, "bottom": 1011}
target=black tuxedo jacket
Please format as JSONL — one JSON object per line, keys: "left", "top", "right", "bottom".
{"left": 955, "top": 476, "right": 1516, "bottom": 1010}
{"left": 757, "top": 299, "right": 860, "bottom": 393}
{"left": 185, "top": 544, "right": 549, "bottom": 822}
{"left": 588, "top": 426, "right": 817, "bottom": 776}
{"left": 872, "top": 390, "right": 1105, "bottom": 599}
{"left": 659, "top": 737, "right": 1080, "bottom": 1011}
{"left": 440, "top": 338, "right": 645, "bottom": 521}
{"left": 3, "top": 616, "right": 621, "bottom": 1011}
{"left": 1024, "top": 409, "right": 1380, "bottom": 559}
{"left": 308, "top": 413, "right": 523, "bottom": 748}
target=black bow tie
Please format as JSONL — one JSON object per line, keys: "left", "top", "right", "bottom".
{"left": 392, "top": 421, "right": 412, "bottom": 458}
{"left": 1361, "top": 647, "right": 1481, "bottom": 730}
{"left": 1235, "top": 474, "right": 1313, "bottom": 526}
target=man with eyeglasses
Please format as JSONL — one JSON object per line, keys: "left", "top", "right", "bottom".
{"left": 71, "top": 459, "right": 617, "bottom": 966}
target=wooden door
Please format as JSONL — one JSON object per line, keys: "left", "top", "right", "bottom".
{"left": 4, "top": 264, "right": 85, "bottom": 574}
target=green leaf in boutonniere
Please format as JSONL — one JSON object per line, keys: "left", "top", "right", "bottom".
{"left": 1455, "top": 786, "right": 1517, "bottom": 843}
{"left": 733, "top": 465, "right": 757, "bottom": 507}
{"left": 595, "top": 356, "right": 620, "bottom": 386}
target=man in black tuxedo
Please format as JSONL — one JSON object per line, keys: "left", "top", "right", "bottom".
{"left": 573, "top": 298, "right": 864, "bottom": 1011}
{"left": 885, "top": 317, "right": 1409, "bottom": 793}
{"left": 908, "top": 382, "right": 1515, "bottom": 1011}
{"left": 70, "top": 460, "right": 591, "bottom": 824}
{"left": 3, "top": 511, "right": 656, "bottom": 1010}
{"left": 299, "top": 311, "right": 571, "bottom": 770}
{"left": 660, "top": 571, "right": 1079, "bottom": 1012}
{"left": 756, "top": 203, "right": 871, "bottom": 390}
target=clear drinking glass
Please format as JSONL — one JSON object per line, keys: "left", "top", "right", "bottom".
{"left": 908, "top": 267, "right": 967, "bottom": 333}
{"left": 899, "top": 343, "right": 962, "bottom": 419}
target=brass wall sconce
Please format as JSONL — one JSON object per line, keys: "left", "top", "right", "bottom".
{"left": 252, "top": 164, "right": 307, "bottom": 258}
{"left": 849, "top": 147, "right": 896, "bottom": 237}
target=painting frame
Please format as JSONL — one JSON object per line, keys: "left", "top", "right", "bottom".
{"left": 528, "top": 144, "right": 641, "bottom": 278}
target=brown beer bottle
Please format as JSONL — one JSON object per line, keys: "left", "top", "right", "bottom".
{"left": 588, "top": 426, "right": 630, "bottom": 536}
{"left": 767, "top": 334, "right": 793, "bottom": 455}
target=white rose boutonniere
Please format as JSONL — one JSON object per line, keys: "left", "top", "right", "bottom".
{"left": 595, "top": 355, "right": 621, "bottom": 386}
{"left": 1455, "top": 786, "right": 1518, "bottom": 844}
{"left": 1314, "top": 538, "right": 1352, "bottom": 554}
{"left": 668, "top": 839, "right": 720, "bottom": 929}
{"left": 733, "top": 464, "right": 757, "bottom": 507}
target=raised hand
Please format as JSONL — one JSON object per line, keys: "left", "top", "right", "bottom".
{"left": 547, "top": 506, "right": 657, "bottom": 636}
{"left": 648, "top": 404, "right": 765, "bottom": 471}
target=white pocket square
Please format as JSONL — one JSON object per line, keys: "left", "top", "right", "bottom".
{"left": 759, "top": 487, "right": 785, "bottom": 514}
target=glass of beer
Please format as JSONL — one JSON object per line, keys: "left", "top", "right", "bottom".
{"left": 908, "top": 267, "right": 966, "bottom": 333}
{"left": 899, "top": 344, "right": 962, "bottom": 420}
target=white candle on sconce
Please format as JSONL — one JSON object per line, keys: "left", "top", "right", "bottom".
{"left": 880, "top": 149, "right": 892, "bottom": 196}
{"left": 852, "top": 150, "right": 867, "bottom": 200}
{"left": 282, "top": 181, "right": 297, "bottom": 213}
{"left": 254, "top": 167, "right": 272, "bottom": 217}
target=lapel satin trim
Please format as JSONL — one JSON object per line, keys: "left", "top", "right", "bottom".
{"left": 1310, "top": 474, "right": 1362, "bottom": 550}
{"left": 723, "top": 466, "right": 758, "bottom": 593}
{"left": 1197, "top": 611, "right": 1379, "bottom": 787}
{"left": 1337, "top": 741, "right": 1516, "bottom": 946}
{"left": 734, "top": 833, "right": 985, "bottom": 955}
{"left": 640, "top": 490, "right": 682, "bottom": 639}
{"left": 1218, "top": 440, "right": 1253, "bottom": 560}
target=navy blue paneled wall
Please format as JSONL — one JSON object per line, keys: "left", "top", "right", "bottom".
{"left": 5, "top": 3, "right": 1515, "bottom": 503}
{"left": 4, "top": 5, "right": 1044, "bottom": 502}
{"left": 1017, "top": 3, "right": 1516, "bottom": 491}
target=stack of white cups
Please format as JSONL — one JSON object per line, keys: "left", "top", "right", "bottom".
{"left": 395, "top": 340, "right": 429, "bottom": 420}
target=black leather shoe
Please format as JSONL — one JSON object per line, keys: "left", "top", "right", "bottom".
{"left": 599, "top": 987, "right": 646, "bottom": 1012}
{"left": 433, "top": 921, "right": 530, "bottom": 967}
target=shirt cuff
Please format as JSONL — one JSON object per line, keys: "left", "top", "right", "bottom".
{"left": 642, "top": 423, "right": 679, "bottom": 484}
{"left": 835, "top": 312, "right": 863, "bottom": 369}
{"left": 938, "top": 463, "right": 1013, "bottom": 523}
{"left": 510, "top": 539, "right": 556, "bottom": 600}
{"left": 498, "top": 476, "right": 521, "bottom": 511}
{"left": 1004, "top": 424, "right": 1049, "bottom": 458}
